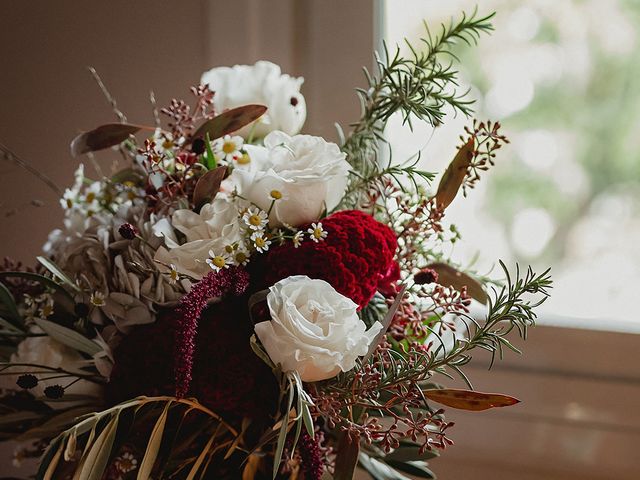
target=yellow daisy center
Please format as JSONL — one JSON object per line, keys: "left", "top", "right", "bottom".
{"left": 170, "top": 270, "right": 179, "bottom": 282}
{"left": 235, "top": 252, "right": 247, "bottom": 263}
{"left": 255, "top": 237, "right": 266, "bottom": 248}
{"left": 270, "top": 190, "right": 283, "bottom": 200}
{"left": 85, "top": 192, "right": 96, "bottom": 203}
{"left": 249, "top": 215, "right": 262, "bottom": 227}
{"left": 162, "top": 139, "right": 174, "bottom": 149}
{"left": 237, "top": 152, "right": 251, "bottom": 164}
{"left": 211, "top": 256, "right": 226, "bottom": 268}
{"left": 313, "top": 228, "right": 323, "bottom": 238}
{"left": 225, "top": 244, "right": 234, "bottom": 254}
{"left": 66, "top": 199, "right": 73, "bottom": 209}
{"left": 222, "top": 141, "right": 236, "bottom": 154}
{"left": 41, "top": 305, "right": 53, "bottom": 317}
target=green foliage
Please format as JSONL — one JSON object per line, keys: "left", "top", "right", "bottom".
{"left": 339, "top": 9, "right": 494, "bottom": 207}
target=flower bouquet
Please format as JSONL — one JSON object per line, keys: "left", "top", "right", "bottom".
{"left": 0, "top": 11, "right": 550, "bottom": 480}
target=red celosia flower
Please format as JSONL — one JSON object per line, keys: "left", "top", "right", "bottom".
{"left": 252, "top": 210, "right": 399, "bottom": 310}
{"left": 174, "top": 266, "right": 250, "bottom": 398}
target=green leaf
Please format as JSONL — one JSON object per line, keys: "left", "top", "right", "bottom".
{"left": 334, "top": 433, "right": 360, "bottom": 480}
{"left": 34, "top": 318, "right": 100, "bottom": 356}
{"left": 204, "top": 132, "right": 217, "bottom": 169}
{"left": 386, "top": 460, "right": 435, "bottom": 479}
{"left": 36, "top": 256, "right": 81, "bottom": 293}
{"left": 0, "top": 282, "right": 21, "bottom": 325}
{"left": 0, "top": 271, "right": 74, "bottom": 301}
{"left": 78, "top": 413, "right": 119, "bottom": 480}
{"left": 273, "top": 383, "right": 295, "bottom": 479}
{"left": 385, "top": 444, "right": 439, "bottom": 463}
{"left": 137, "top": 402, "right": 171, "bottom": 480}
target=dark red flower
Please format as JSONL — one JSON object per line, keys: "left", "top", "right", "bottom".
{"left": 106, "top": 299, "right": 278, "bottom": 421}
{"left": 252, "top": 210, "right": 398, "bottom": 310}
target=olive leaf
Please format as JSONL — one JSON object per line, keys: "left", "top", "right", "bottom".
{"left": 36, "top": 256, "right": 81, "bottom": 293}
{"left": 78, "top": 413, "right": 119, "bottom": 480}
{"left": 434, "top": 138, "right": 474, "bottom": 210}
{"left": 71, "top": 123, "right": 152, "bottom": 157}
{"left": 34, "top": 318, "right": 101, "bottom": 356}
{"left": 137, "top": 402, "right": 171, "bottom": 480}
{"left": 192, "top": 166, "right": 227, "bottom": 209}
{"left": 191, "top": 104, "right": 267, "bottom": 142}
{"left": 334, "top": 433, "right": 360, "bottom": 480}
{"left": 426, "top": 262, "right": 488, "bottom": 304}
{"left": 424, "top": 388, "right": 520, "bottom": 411}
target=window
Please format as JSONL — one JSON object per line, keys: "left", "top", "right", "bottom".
{"left": 384, "top": 0, "right": 640, "bottom": 331}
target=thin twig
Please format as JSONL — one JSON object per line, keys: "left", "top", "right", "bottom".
{"left": 150, "top": 90, "right": 161, "bottom": 128}
{"left": 0, "top": 142, "right": 62, "bottom": 195}
{"left": 88, "top": 66, "right": 127, "bottom": 123}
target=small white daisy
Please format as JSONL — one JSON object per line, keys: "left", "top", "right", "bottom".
{"left": 167, "top": 264, "right": 179, "bottom": 285}
{"left": 115, "top": 451, "right": 138, "bottom": 473}
{"left": 234, "top": 245, "right": 251, "bottom": 266}
{"left": 242, "top": 207, "right": 269, "bottom": 231}
{"left": 213, "top": 134, "right": 244, "bottom": 163}
{"left": 269, "top": 189, "right": 288, "bottom": 201}
{"left": 308, "top": 222, "right": 328, "bottom": 243}
{"left": 206, "top": 250, "right": 232, "bottom": 272}
{"left": 90, "top": 291, "right": 106, "bottom": 307}
{"left": 292, "top": 231, "right": 304, "bottom": 248}
{"left": 251, "top": 232, "right": 272, "bottom": 253}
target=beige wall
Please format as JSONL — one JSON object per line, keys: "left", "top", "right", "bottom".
{"left": 0, "top": 0, "right": 374, "bottom": 262}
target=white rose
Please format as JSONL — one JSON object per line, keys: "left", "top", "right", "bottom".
{"left": 153, "top": 196, "right": 244, "bottom": 279}
{"left": 254, "top": 276, "right": 382, "bottom": 382}
{"left": 231, "top": 131, "right": 350, "bottom": 227}
{"left": 201, "top": 61, "right": 306, "bottom": 137}
{"left": 0, "top": 336, "right": 102, "bottom": 406}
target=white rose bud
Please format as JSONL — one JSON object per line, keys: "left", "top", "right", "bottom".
{"left": 201, "top": 61, "right": 306, "bottom": 137}
{"left": 254, "top": 276, "right": 382, "bottom": 382}
{"left": 231, "top": 131, "right": 350, "bottom": 227}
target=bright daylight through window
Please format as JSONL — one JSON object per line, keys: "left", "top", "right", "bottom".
{"left": 384, "top": 0, "right": 640, "bottom": 330}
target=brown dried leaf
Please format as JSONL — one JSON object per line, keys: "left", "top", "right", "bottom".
{"left": 70, "top": 123, "right": 150, "bottom": 156}
{"left": 427, "top": 262, "right": 488, "bottom": 305}
{"left": 434, "top": 138, "right": 474, "bottom": 209}
{"left": 242, "top": 454, "right": 261, "bottom": 480}
{"left": 424, "top": 388, "right": 520, "bottom": 411}
{"left": 333, "top": 433, "right": 360, "bottom": 480}
{"left": 192, "top": 166, "right": 227, "bottom": 209}
{"left": 191, "top": 104, "right": 267, "bottom": 141}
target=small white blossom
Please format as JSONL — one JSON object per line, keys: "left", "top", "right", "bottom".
{"left": 90, "top": 291, "right": 106, "bottom": 307}
{"left": 213, "top": 134, "right": 244, "bottom": 163}
{"left": 206, "top": 250, "right": 232, "bottom": 272}
{"left": 167, "top": 264, "right": 179, "bottom": 285}
{"left": 292, "top": 231, "right": 304, "bottom": 248}
{"left": 115, "top": 451, "right": 138, "bottom": 474}
{"left": 308, "top": 222, "right": 328, "bottom": 242}
{"left": 242, "top": 207, "right": 269, "bottom": 231}
{"left": 251, "top": 231, "right": 272, "bottom": 253}
{"left": 234, "top": 244, "right": 251, "bottom": 265}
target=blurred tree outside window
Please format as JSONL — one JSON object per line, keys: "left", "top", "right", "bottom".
{"left": 384, "top": 0, "right": 640, "bottom": 329}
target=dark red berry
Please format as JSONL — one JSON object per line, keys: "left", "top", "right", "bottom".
{"left": 414, "top": 268, "right": 439, "bottom": 285}
{"left": 16, "top": 374, "right": 38, "bottom": 389}
{"left": 44, "top": 385, "right": 65, "bottom": 399}
{"left": 118, "top": 223, "right": 138, "bottom": 240}
{"left": 191, "top": 137, "right": 206, "bottom": 155}
{"left": 290, "top": 96, "right": 299, "bottom": 106}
